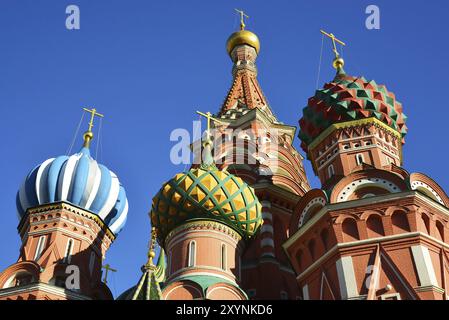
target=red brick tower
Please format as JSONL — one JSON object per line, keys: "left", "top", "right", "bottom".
{"left": 202, "top": 16, "right": 311, "bottom": 299}
{"left": 0, "top": 109, "right": 128, "bottom": 300}
{"left": 284, "top": 31, "right": 449, "bottom": 300}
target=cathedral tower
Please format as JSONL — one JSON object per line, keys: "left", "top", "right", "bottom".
{"left": 204, "top": 11, "right": 311, "bottom": 299}
{"left": 284, "top": 31, "right": 449, "bottom": 300}
{"left": 0, "top": 109, "right": 128, "bottom": 300}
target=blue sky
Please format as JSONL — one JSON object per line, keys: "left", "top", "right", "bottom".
{"left": 0, "top": 0, "right": 448, "bottom": 297}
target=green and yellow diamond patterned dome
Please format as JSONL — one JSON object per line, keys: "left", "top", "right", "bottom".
{"left": 150, "top": 166, "right": 262, "bottom": 243}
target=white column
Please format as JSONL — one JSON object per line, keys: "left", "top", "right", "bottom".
{"left": 411, "top": 245, "right": 438, "bottom": 287}
{"left": 336, "top": 256, "right": 359, "bottom": 299}
{"left": 260, "top": 201, "right": 275, "bottom": 258}
{"left": 302, "top": 284, "right": 309, "bottom": 300}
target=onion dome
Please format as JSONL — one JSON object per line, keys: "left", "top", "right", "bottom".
{"left": 226, "top": 10, "right": 260, "bottom": 56}
{"left": 16, "top": 109, "right": 128, "bottom": 235}
{"left": 150, "top": 129, "right": 262, "bottom": 243}
{"left": 298, "top": 71, "right": 408, "bottom": 153}
{"left": 226, "top": 30, "right": 260, "bottom": 56}
{"left": 151, "top": 166, "right": 262, "bottom": 243}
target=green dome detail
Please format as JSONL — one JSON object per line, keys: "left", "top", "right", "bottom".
{"left": 150, "top": 167, "right": 262, "bottom": 243}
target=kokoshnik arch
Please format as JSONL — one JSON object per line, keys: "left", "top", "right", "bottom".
{"left": 1, "top": 11, "right": 448, "bottom": 300}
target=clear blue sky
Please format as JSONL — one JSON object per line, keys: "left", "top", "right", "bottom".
{"left": 0, "top": 0, "right": 448, "bottom": 297}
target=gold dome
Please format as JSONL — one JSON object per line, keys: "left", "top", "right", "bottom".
{"left": 226, "top": 30, "right": 260, "bottom": 56}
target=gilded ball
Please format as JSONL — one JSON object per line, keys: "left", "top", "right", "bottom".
{"left": 83, "top": 131, "right": 94, "bottom": 140}
{"left": 333, "top": 57, "right": 345, "bottom": 69}
{"left": 148, "top": 251, "right": 156, "bottom": 258}
{"left": 226, "top": 30, "right": 260, "bottom": 56}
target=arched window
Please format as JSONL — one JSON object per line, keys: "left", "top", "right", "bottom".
{"left": 436, "top": 221, "right": 445, "bottom": 241}
{"left": 342, "top": 218, "right": 360, "bottom": 242}
{"left": 391, "top": 211, "right": 410, "bottom": 234}
{"left": 327, "top": 165, "right": 335, "bottom": 178}
{"left": 420, "top": 213, "right": 431, "bottom": 235}
{"left": 188, "top": 241, "right": 196, "bottom": 267}
{"left": 296, "top": 249, "right": 304, "bottom": 271}
{"left": 3, "top": 272, "right": 34, "bottom": 289}
{"left": 320, "top": 229, "right": 329, "bottom": 250}
{"left": 63, "top": 239, "right": 74, "bottom": 264}
{"left": 34, "top": 236, "right": 46, "bottom": 261}
{"left": 366, "top": 215, "right": 385, "bottom": 238}
{"left": 308, "top": 239, "right": 316, "bottom": 260}
{"left": 221, "top": 244, "right": 227, "bottom": 271}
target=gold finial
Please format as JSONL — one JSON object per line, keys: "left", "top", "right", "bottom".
{"left": 320, "top": 29, "right": 346, "bottom": 70}
{"left": 147, "top": 227, "right": 158, "bottom": 267}
{"left": 101, "top": 263, "right": 117, "bottom": 284}
{"left": 235, "top": 8, "right": 249, "bottom": 30}
{"left": 196, "top": 111, "right": 227, "bottom": 145}
{"left": 82, "top": 107, "right": 104, "bottom": 148}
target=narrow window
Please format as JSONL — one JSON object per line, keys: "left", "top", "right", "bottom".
{"left": 89, "top": 252, "right": 96, "bottom": 275}
{"left": 63, "top": 238, "right": 74, "bottom": 264}
{"left": 34, "top": 236, "right": 46, "bottom": 261}
{"left": 188, "top": 241, "right": 196, "bottom": 267}
{"left": 327, "top": 165, "right": 335, "bottom": 178}
{"left": 356, "top": 154, "right": 364, "bottom": 166}
{"left": 221, "top": 244, "right": 227, "bottom": 271}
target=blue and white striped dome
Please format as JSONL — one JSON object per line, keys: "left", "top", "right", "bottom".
{"left": 16, "top": 147, "right": 128, "bottom": 235}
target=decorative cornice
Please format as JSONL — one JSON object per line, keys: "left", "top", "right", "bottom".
{"left": 0, "top": 282, "right": 90, "bottom": 300}
{"left": 164, "top": 220, "right": 243, "bottom": 245}
{"left": 284, "top": 190, "right": 449, "bottom": 251}
{"left": 21, "top": 202, "right": 116, "bottom": 242}
{"left": 308, "top": 117, "right": 402, "bottom": 154}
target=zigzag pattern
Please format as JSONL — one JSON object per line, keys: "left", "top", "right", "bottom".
{"left": 298, "top": 74, "right": 408, "bottom": 153}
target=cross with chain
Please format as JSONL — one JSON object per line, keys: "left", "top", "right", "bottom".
{"left": 102, "top": 263, "right": 117, "bottom": 284}
{"left": 320, "top": 29, "right": 346, "bottom": 58}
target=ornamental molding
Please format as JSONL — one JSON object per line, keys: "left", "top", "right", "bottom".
{"left": 336, "top": 177, "right": 401, "bottom": 203}
{"left": 410, "top": 180, "right": 445, "bottom": 205}
{"left": 22, "top": 202, "right": 115, "bottom": 242}
{"left": 308, "top": 117, "right": 402, "bottom": 154}
{"left": 164, "top": 220, "right": 243, "bottom": 245}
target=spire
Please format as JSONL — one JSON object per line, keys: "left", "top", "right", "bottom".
{"left": 196, "top": 110, "right": 226, "bottom": 169}
{"left": 146, "top": 227, "right": 158, "bottom": 267}
{"left": 128, "top": 227, "right": 166, "bottom": 300}
{"left": 320, "top": 29, "right": 346, "bottom": 76}
{"left": 221, "top": 12, "right": 277, "bottom": 122}
{"left": 82, "top": 107, "right": 104, "bottom": 148}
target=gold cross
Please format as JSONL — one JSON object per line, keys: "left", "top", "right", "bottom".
{"left": 320, "top": 29, "right": 346, "bottom": 58}
{"left": 83, "top": 107, "right": 104, "bottom": 133}
{"left": 235, "top": 8, "right": 249, "bottom": 30}
{"left": 101, "top": 263, "right": 117, "bottom": 284}
{"left": 196, "top": 111, "right": 227, "bottom": 138}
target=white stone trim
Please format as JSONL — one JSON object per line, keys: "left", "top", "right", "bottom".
{"left": 262, "top": 212, "right": 272, "bottom": 222}
{"left": 411, "top": 245, "right": 438, "bottom": 287}
{"left": 380, "top": 293, "right": 401, "bottom": 300}
{"left": 261, "top": 224, "right": 274, "bottom": 234}
{"left": 260, "top": 201, "right": 272, "bottom": 208}
{"left": 284, "top": 191, "right": 449, "bottom": 251}
{"left": 336, "top": 256, "right": 358, "bottom": 300}
{"left": 411, "top": 181, "right": 444, "bottom": 205}
{"left": 260, "top": 238, "right": 274, "bottom": 248}
{"left": 336, "top": 178, "right": 400, "bottom": 202}
{"left": 0, "top": 282, "right": 90, "bottom": 300}
{"left": 302, "top": 284, "right": 309, "bottom": 300}
{"left": 298, "top": 197, "right": 326, "bottom": 228}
